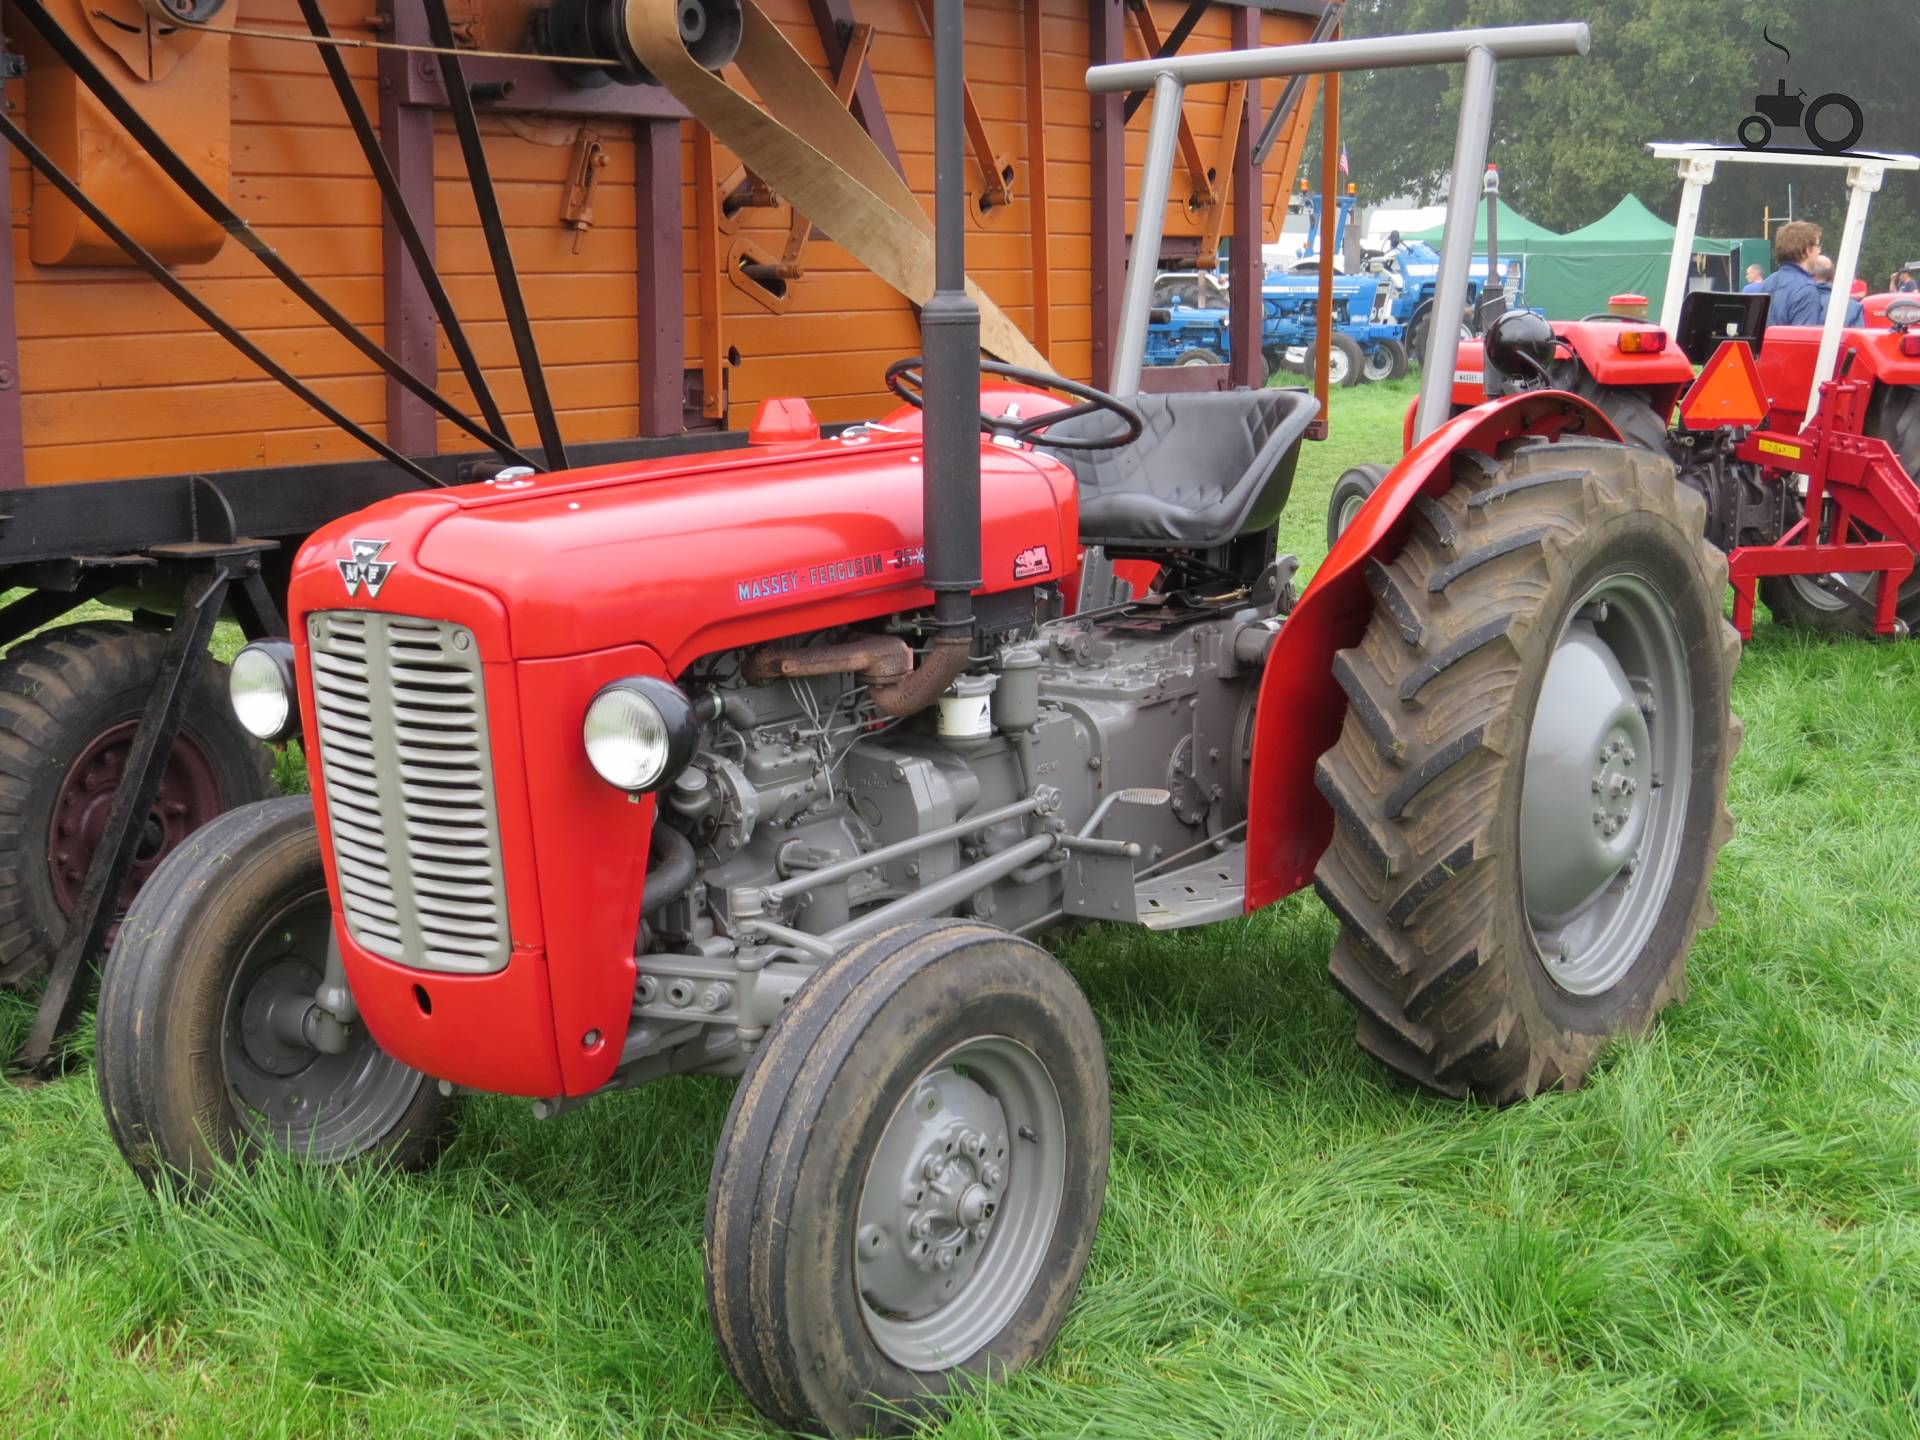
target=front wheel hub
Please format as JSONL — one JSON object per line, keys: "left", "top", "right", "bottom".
{"left": 854, "top": 1036, "right": 1064, "bottom": 1371}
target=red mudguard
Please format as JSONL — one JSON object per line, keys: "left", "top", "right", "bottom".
{"left": 1243, "top": 390, "right": 1619, "bottom": 911}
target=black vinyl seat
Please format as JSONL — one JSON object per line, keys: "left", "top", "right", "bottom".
{"left": 1037, "top": 388, "right": 1320, "bottom": 550}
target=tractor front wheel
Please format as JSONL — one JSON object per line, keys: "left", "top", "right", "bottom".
{"left": 96, "top": 796, "right": 456, "bottom": 1188}
{"left": 1313, "top": 438, "right": 1740, "bottom": 1101}
{"left": 706, "top": 920, "right": 1108, "bottom": 1436}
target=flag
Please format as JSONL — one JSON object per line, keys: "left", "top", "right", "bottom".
{"left": 1338, "top": 143, "right": 1350, "bottom": 177}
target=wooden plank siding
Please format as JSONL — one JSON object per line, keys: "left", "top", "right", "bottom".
{"left": 7, "top": 0, "right": 1315, "bottom": 484}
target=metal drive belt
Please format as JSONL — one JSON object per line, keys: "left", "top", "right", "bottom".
{"left": 627, "top": 0, "right": 1049, "bottom": 371}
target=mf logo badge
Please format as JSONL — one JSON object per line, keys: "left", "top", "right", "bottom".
{"left": 338, "top": 539, "right": 396, "bottom": 598}
{"left": 1013, "top": 544, "right": 1052, "bottom": 580}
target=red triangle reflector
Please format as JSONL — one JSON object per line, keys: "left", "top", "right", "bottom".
{"left": 1679, "top": 340, "right": 1768, "bottom": 430}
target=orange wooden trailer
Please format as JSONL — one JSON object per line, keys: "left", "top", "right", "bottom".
{"left": 0, "top": 0, "right": 1338, "bottom": 1061}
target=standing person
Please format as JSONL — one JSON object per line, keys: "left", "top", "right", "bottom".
{"left": 1896, "top": 268, "right": 1919, "bottom": 294}
{"left": 1809, "top": 255, "right": 1864, "bottom": 326}
{"left": 1757, "top": 221, "right": 1825, "bottom": 325}
{"left": 1742, "top": 263, "right": 1766, "bottom": 292}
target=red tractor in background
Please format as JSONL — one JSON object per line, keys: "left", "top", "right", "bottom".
{"left": 93, "top": 18, "right": 1742, "bottom": 1437}
{"left": 1333, "top": 144, "right": 1920, "bottom": 640}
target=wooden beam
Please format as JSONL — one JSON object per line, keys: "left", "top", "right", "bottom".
{"left": 1198, "top": 79, "right": 1246, "bottom": 265}
{"left": 378, "top": 0, "right": 437, "bottom": 455}
{"left": 806, "top": 0, "right": 902, "bottom": 178}
{"left": 635, "top": 118, "right": 684, "bottom": 437}
{"left": 693, "top": 127, "right": 726, "bottom": 423}
{"left": 1023, "top": 0, "right": 1052, "bottom": 360}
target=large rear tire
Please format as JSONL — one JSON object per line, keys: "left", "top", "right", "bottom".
{"left": 1761, "top": 383, "right": 1920, "bottom": 635}
{"left": 96, "top": 796, "right": 456, "bottom": 1189}
{"left": 1313, "top": 438, "right": 1741, "bottom": 1101}
{"left": 706, "top": 920, "right": 1109, "bottom": 1437}
{"left": 0, "top": 621, "right": 276, "bottom": 987}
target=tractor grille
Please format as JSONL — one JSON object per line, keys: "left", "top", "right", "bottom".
{"left": 307, "top": 611, "right": 510, "bottom": 975}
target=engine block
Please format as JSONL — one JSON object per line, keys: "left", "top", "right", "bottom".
{"left": 617, "top": 599, "right": 1276, "bottom": 1083}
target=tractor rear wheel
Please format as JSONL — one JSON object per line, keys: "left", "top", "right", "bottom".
{"left": 1313, "top": 438, "right": 1740, "bottom": 1101}
{"left": 706, "top": 920, "right": 1108, "bottom": 1436}
{"left": 1174, "top": 347, "right": 1222, "bottom": 368}
{"left": 0, "top": 621, "right": 276, "bottom": 987}
{"left": 96, "top": 796, "right": 455, "bottom": 1189}
{"left": 1761, "top": 383, "right": 1920, "bottom": 636}
{"left": 1554, "top": 367, "right": 1672, "bottom": 457}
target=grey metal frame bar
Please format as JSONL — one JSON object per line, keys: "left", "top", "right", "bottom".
{"left": 1087, "top": 23, "right": 1590, "bottom": 421}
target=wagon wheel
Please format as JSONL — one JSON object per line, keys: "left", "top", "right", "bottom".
{"left": 0, "top": 622, "right": 274, "bottom": 987}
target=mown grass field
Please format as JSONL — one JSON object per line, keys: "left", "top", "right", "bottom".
{"left": 5, "top": 376, "right": 1920, "bottom": 1438}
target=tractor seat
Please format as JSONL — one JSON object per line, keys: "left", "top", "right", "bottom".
{"left": 1037, "top": 388, "right": 1319, "bottom": 550}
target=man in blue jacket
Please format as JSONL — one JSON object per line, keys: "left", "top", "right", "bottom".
{"left": 1809, "top": 255, "right": 1864, "bottom": 327}
{"left": 1757, "top": 222, "right": 1826, "bottom": 327}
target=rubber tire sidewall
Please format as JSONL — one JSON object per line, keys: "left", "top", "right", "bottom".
{"left": 1329, "top": 333, "right": 1365, "bottom": 388}
{"left": 1326, "top": 463, "right": 1386, "bottom": 549}
{"left": 96, "top": 795, "right": 453, "bottom": 1189}
{"left": 0, "top": 622, "right": 275, "bottom": 985}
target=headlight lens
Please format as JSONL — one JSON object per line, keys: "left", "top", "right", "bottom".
{"left": 1886, "top": 299, "right": 1920, "bottom": 328}
{"left": 230, "top": 639, "right": 298, "bottom": 742}
{"left": 583, "top": 678, "right": 697, "bottom": 792}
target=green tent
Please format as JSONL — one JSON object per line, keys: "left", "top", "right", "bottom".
{"left": 1523, "top": 195, "right": 1745, "bottom": 320}
{"left": 1408, "top": 193, "right": 1758, "bottom": 320}
{"left": 1406, "top": 198, "right": 1564, "bottom": 249}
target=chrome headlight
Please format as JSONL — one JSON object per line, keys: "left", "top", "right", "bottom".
{"left": 583, "top": 677, "right": 698, "bottom": 792}
{"left": 1885, "top": 298, "right": 1920, "bottom": 329}
{"left": 230, "top": 639, "right": 299, "bottom": 742}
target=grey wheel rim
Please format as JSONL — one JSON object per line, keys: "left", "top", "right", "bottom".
{"left": 1334, "top": 490, "right": 1367, "bottom": 538}
{"left": 1519, "top": 573, "right": 1693, "bottom": 997}
{"left": 223, "top": 889, "right": 426, "bottom": 1161}
{"left": 1785, "top": 569, "right": 1871, "bottom": 613}
{"left": 1362, "top": 347, "right": 1393, "bottom": 382}
{"left": 855, "top": 1036, "right": 1064, "bottom": 1372}
{"left": 1328, "top": 346, "right": 1351, "bottom": 385}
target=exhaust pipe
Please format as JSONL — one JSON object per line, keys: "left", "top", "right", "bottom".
{"left": 915, "top": 0, "right": 981, "bottom": 691}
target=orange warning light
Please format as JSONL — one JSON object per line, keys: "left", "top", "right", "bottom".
{"left": 1679, "top": 340, "right": 1769, "bottom": 431}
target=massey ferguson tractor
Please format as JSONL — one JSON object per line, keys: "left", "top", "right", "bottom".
{"left": 95, "top": 17, "right": 1742, "bottom": 1436}
{"left": 1331, "top": 143, "right": 1920, "bottom": 639}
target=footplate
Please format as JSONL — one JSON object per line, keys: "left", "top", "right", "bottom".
{"left": 1134, "top": 847, "right": 1245, "bottom": 931}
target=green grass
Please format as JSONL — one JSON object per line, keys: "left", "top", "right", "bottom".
{"left": 6, "top": 376, "right": 1920, "bottom": 1438}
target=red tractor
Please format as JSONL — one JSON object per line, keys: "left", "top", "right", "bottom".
{"left": 1332, "top": 145, "right": 1920, "bottom": 640}
{"left": 95, "top": 17, "right": 1740, "bottom": 1436}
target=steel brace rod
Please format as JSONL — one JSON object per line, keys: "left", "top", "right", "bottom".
{"left": 422, "top": 0, "right": 569, "bottom": 471}
{"left": 295, "top": 0, "right": 513, "bottom": 450}
{"left": 0, "top": 111, "right": 441, "bottom": 488}
{"left": 8, "top": 0, "right": 535, "bottom": 470}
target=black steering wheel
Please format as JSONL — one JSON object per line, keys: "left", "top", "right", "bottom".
{"left": 884, "top": 356, "right": 1144, "bottom": 452}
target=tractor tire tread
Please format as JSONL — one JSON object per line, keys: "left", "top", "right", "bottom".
{"left": 1313, "top": 440, "right": 1741, "bottom": 1101}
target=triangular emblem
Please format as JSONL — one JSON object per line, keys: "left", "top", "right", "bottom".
{"left": 1679, "top": 340, "right": 1769, "bottom": 431}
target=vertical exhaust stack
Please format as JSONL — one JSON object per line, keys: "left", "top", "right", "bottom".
{"left": 918, "top": 0, "right": 982, "bottom": 673}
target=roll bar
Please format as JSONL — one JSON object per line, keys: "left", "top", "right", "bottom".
{"left": 1088, "top": 23, "right": 1591, "bottom": 441}
{"left": 1646, "top": 143, "right": 1920, "bottom": 421}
